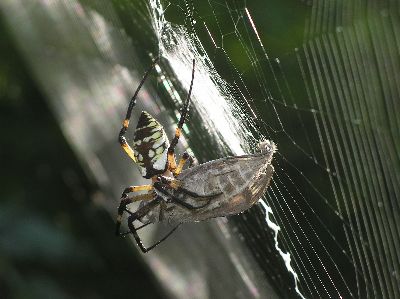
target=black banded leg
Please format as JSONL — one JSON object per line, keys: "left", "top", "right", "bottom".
{"left": 120, "top": 184, "right": 154, "bottom": 199}
{"left": 119, "top": 222, "right": 153, "bottom": 237}
{"left": 118, "top": 57, "right": 160, "bottom": 162}
{"left": 115, "top": 192, "right": 155, "bottom": 236}
{"left": 157, "top": 176, "right": 222, "bottom": 199}
{"left": 116, "top": 184, "right": 154, "bottom": 236}
{"left": 117, "top": 196, "right": 161, "bottom": 237}
{"left": 171, "top": 196, "right": 212, "bottom": 210}
{"left": 167, "top": 59, "right": 195, "bottom": 173}
{"left": 153, "top": 181, "right": 212, "bottom": 210}
{"left": 173, "top": 152, "right": 194, "bottom": 177}
{"left": 170, "top": 186, "right": 223, "bottom": 210}
{"left": 128, "top": 217, "right": 180, "bottom": 253}
{"left": 124, "top": 197, "right": 181, "bottom": 253}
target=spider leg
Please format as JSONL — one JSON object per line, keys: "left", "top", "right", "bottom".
{"left": 128, "top": 217, "right": 180, "bottom": 253}
{"left": 171, "top": 196, "right": 212, "bottom": 210}
{"left": 117, "top": 196, "right": 161, "bottom": 237}
{"left": 119, "top": 221, "right": 152, "bottom": 237}
{"left": 178, "top": 187, "right": 222, "bottom": 199}
{"left": 173, "top": 152, "right": 194, "bottom": 177}
{"left": 167, "top": 59, "right": 195, "bottom": 173}
{"left": 154, "top": 182, "right": 211, "bottom": 210}
{"left": 118, "top": 57, "right": 160, "bottom": 162}
{"left": 115, "top": 192, "right": 155, "bottom": 236}
{"left": 120, "top": 184, "right": 154, "bottom": 199}
{"left": 124, "top": 196, "right": 181, "bottom": 253}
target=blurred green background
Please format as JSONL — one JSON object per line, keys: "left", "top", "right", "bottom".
{"left": 0, "top": 17, "right": 163, "bottom": 299}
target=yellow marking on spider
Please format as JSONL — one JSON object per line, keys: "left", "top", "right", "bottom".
{"left": 170, "top": 179, "right": 182, "bottom": 189}
{"left": 156, "top": 147, "right": 164, "bottom": 155}
{"left": 168, "top": 151, "right": 177, "bottom": 171}
{"left": 174, "top": 157, "right": 188, "bottom": 176}
{"left": 129, "top": 185, "right": 154, "bottom": 192}
{"left": 151, "top": 131, "right": 161, "bottom": 139}
{"left": 123, "top": 119, "right": 129, "bottom": 128}
{"left": 122, "top": 143, "right": 137, "bottom": 162}
{"left": 175, "top": 128, "right": 181, "bottom": 138}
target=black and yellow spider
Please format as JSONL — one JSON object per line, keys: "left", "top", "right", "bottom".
{"left": 115, "top": 58, "right": 214, "bottom": 252}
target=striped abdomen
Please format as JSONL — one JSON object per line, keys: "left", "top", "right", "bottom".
{"left": 133, "top": 111, "right": 170, "bottom": 178}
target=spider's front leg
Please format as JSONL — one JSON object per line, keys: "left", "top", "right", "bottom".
{"left": 173, "top": 152, "right": 195, "bottom": 177}
{"left": 125, "top": 197, "right": 180, "bottom": 253}
{"left": 167, "top": 59, "right": 195, "bottom": 176}
{"left": 118, "top": 57, "right": 159, "bottom": 163}
{"left": 115, "top": 185, "right": 155, "bottom": 236}
{"left": 120, "top": 184, "right": 153, "bottom": 199}
{"left": 153, "top": 181, "right": 212, "bottom": 210}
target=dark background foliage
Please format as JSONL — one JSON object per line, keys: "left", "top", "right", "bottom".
{"left": 0, "top": 18, "right": 163, "bottom": 299}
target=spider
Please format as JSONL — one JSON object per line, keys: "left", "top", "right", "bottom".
{"left": 115, "top": 58, "right": 219, "bottom": 252}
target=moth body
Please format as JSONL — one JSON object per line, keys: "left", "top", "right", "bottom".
{"left": 139, "top": 141, "right": 276, "bottom": 224}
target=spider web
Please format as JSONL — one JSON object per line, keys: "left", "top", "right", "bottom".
{"left": 1, "top": 0, "right": 399, "bottom": 298}
{"left": 146, "top": 0, "right": 400, "bottom": 298}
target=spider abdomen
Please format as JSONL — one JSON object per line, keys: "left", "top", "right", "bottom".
{"left": 133, "top": 111, "right": 170, "bottom": 178}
